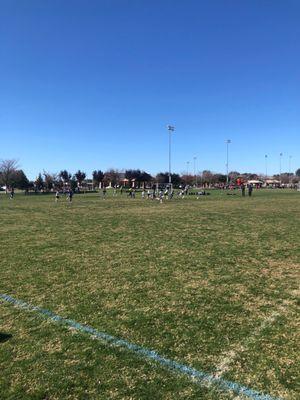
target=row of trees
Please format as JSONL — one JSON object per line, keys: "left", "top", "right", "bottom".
{"left": 1, "top": 159, "right": 300, "bottom": 191}
{"left": 35, "top": 170, "right": 87, "bottom": 191}
{"left": 30, "top": 169, "right": 155, "bottom": 190}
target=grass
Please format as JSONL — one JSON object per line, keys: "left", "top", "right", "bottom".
{"left": 0, "top": 189, "right": 299, "bottom": 399}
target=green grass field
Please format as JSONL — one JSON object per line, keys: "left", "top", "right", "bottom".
{"left": 0, "top": 190, "right": 299, "bottom": 400}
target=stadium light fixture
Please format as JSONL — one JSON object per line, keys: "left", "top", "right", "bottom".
{"left": 186, "top": 161, "right": 190, "bottom": 176}
{"left": 265, "top": 154, "right": 268, "bottom": 178}
{"left": 167, "top": 125, "right": 175, "bottom": 190}
{"left": 193, "top": 156, "right": 197, "bottom": 186}
{"left": 226, "top": 139, "right": 231, "bottom": 184}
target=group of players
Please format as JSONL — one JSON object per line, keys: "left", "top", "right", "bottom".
{"left": 53, "top": 186, "right": 186, "bottom": 203}
{"left": 3, "top": 183, "right": 254, "bottom": 203}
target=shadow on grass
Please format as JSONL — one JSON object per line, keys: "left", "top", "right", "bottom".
{"left": 0, "top": 333, "right": 12, "bottom": 343}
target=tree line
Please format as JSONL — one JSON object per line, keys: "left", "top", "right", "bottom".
{"left": 1, "top": 159, "right": 300, "bottom": 191}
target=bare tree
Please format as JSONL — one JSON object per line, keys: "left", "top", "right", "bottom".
{"left": 201, "top": 170, "right": 214, "bottom": 186}
{"left": 180, "top": 174, "right": 194, "bottom": 186}
{"left": 43, "top": 171, "right": 58, "bottom": 191}
{"left": 0, "top": 159, "right": 19, "bottom": 192}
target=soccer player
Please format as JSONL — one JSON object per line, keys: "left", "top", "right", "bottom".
{"left": 248, "top": 184, "right": 253, "bottom": 197}
{"left": 241, "top": 184, "right": 246, "bottom": 197}
{"left": 159, "top": 189, "right": 164, "bottom": 203}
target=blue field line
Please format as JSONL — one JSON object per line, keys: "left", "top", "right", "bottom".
{"left": 0, "top": 293, "right": 281, "bottom": 400}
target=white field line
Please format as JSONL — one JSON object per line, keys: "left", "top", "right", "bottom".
{"left": 214, "top": 310, "right": 280, "bottom": 379}
{"left": 0, "top": 293, "right": 282, "bottom": 400}
{"left": 213, "top": 300, "right": 296, "bottom": 399}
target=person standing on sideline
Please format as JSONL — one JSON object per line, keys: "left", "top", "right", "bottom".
{"left": 102, "top": 186, "right": 107, "bottom": 199}
{"left": 241, "top": 184, "right": 246, "bottom": 197}
{"left": 152, "top": 184, "right": 156, "bottom": 199}
{"left": 248, "top": 184, "right": 253, "bottom": 197}
{"left": 68, "top": 189, "right": 73, "bottom": 202}
{"left": 55, "top": 191, "right": 60, "bottom": 202}
{"left": 10, "top": 188, "right": 14, "bottom": 199}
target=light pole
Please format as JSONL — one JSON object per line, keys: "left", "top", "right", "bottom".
{"left": 167, "top": 125, "right": 175, "bottom": 190}
{"left": 226, "top": 139, "right": 231, "bottom": 184}
{"left": 279, "top": 152, "right": 283, "bottom": 178}
{"left": 265, "top": 154, "right": 268, "bottom": 178}
{"left": 193, "top": 156, "right": 197, "bottom": 186}
{"left": 289, "top": 155, "right": 292, "bottom": 185}
{"left": 288, "top": 155, "right": 292, "bottom": 174}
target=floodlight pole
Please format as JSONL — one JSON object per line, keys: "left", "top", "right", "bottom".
{"left": 193, "top": 156, "right": 197, "bottom": 186}
{"left": 226, "top": 139, "right": 231, "bottom": 184}
{"left": 265, "top": 154, "right": 268, "bottom": 178}
{"left": 167, "top": 125, "right": 175, "bottom": 191}
{"left": 279, "top": 152, "right": 283, "bottom": 178}
{"left": 289, "top": 155, "right": 292, "bottom": 185}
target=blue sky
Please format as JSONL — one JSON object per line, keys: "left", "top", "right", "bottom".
{"left": 1, "top": 0, "right": 299, "bottom": 179}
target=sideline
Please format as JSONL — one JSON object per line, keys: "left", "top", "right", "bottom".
{"left": 0, "top": 293, "right": 281, "bottom": 400}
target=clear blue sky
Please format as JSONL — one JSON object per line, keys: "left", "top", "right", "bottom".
{"left": 1, "top": 0, "right": 299, "bottom": 179}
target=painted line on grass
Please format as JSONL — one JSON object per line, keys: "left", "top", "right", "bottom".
{"left": 214, "top": 300, "right": 295, "bottom": 383}
{"left": 0, "top": 293, "right": 281, "bottom": 400}
{"left": 213, "top": 311, "right": 280, "bottom": 379}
